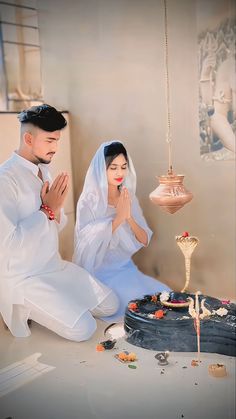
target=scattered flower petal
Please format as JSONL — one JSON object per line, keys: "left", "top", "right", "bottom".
{"left": 115, "top": 351, "right": 137, "bottom": 363}
{"left": 96, "top": 344, "right": 105, "bottom": 352}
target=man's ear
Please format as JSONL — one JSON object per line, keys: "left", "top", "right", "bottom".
{"left": 23, "top": 131, "right": 33, "bottom": 146}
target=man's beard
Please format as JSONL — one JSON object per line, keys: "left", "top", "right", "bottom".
{"left": 34, "top": 154, "right": 54, "bottom": 164}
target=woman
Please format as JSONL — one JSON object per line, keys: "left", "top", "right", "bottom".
{"left": 73, "top": 141, "right": 170, "bottom": 321}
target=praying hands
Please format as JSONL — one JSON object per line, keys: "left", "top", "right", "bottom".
{"left": 116, "top": 187, "right": 131, "bottom": 222}
{"left": 113, "top": 187, "right": 147, "bottom": 245}
{"left": 41, "top": 172, "right": 69, "bottom": 219}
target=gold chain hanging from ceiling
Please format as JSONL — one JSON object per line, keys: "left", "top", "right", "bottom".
{"left": 149, "top": 0, "right": 193, "bottom": 214}
{"left": 164, "top": 0, "right": 173, "bottom": 175}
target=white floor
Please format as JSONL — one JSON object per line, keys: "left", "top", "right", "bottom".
{"left": 0, "top": 318, "right": 235, "bottom": 419}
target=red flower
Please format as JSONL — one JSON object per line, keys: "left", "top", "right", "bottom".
{"left": 96, "top": 344, "right": 105, "bottom": 352}
{"left": 128, "top": 302, "right": 138, "bottom": 311}
{"left": 154, "top": 310, "right": 165, "bottom": 319}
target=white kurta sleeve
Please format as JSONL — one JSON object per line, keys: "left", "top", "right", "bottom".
{"left": 73, "top": 202, "right": 113, "bottom": 274}
{"left": 56, "top": 208, "right": 68, "bottom": 232}
{"left": 0, "top": 176, "right": 56, "bottom": 276}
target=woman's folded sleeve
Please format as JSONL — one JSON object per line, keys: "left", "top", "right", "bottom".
{"left": 73, "top": 202, "right": 113, "bottom": 273}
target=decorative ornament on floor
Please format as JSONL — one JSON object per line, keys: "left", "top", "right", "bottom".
{"left": 208, "top": 364, "right": 227, "bottom": 378}
{"left": 96, "top": 339, "right": 116, "bottom": 352}
{"left": 155, "top": 351, "right": 169, "bottom": 366}
{"left": 149, "top": 0, "right": 193, "bottom": 214}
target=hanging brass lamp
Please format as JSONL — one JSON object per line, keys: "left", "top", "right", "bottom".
{"left": 149, "top": 0, "right": 193, "bottom": 214}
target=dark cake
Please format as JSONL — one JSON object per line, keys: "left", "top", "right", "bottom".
{"left": 124, "top": 292, "right": 236, "bottom": 356}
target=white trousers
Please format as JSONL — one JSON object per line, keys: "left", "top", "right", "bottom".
{"left": 26, "top": 292, "right": 119, "bottom": 342}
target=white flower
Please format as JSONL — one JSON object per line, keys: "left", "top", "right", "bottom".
{"left": 212, "top": 307, "right": 228, "bottom": 317}
{"left": 160, "top": 291, "right": 170, "bottom": 303}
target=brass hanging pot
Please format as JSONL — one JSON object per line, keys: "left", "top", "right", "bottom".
{"left": 149, "top": 0, "right": 193, "bottom": 214}
{"left": 149, "top": 171, "right": 193, "bottom": 214}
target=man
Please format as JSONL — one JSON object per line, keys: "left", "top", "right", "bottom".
{"left": 0, "top": 104, "right": 119, "bottom": 341}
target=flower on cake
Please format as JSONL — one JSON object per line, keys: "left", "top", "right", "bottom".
{"left": 128, "top": 302, "right": 138, "bottom": 311}
{"left": 154, "top": 310, "right": 165, "bottom": 319}
{"left": 160, "top": 291, "right": 170, "bottom": 303}
{"left": 212, "top": 307, "right": 228, "bottom": 317}
{"left": 151, "top": 295, "right": 158, "bottom": 303}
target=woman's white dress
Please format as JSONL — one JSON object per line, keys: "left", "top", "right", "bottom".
{"left": 73, "top": 141, "right": 170, "bottom": 321}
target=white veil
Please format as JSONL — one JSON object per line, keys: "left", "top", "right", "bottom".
{"left": 77, "top": 140, "right": 137, "bottom": 220}
{"left": 73, "top": 140, "right": 153, "bottom": 273}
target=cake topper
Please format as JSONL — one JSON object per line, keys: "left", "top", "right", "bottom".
{"left": 175, "top": 232, "right": 199, "bottom": 293}
{"left": 189, "top": 291, "right": 201, "bottom": 364}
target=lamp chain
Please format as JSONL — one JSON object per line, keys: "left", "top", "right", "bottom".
{"left": 164, "top": 0, "right": 173, "bottom": 175}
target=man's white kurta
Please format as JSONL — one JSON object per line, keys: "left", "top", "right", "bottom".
{"left": 0, "top": 153, "right": 112, "bottom": 337}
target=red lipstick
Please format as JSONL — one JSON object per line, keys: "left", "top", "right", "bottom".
{"left": 115, "top": 178, "right": 123, "bottom": 182}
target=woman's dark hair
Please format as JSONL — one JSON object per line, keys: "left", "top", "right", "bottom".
{"left": 104, "top": 142, "right": 129, "bottom": 169}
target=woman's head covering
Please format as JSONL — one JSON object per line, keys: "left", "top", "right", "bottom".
{"left": 77, "top": 140, "right": 136, "bottom": 218}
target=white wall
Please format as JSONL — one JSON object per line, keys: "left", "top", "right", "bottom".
{"left": 37, "top": 0, "right": 235, "bottom": 299}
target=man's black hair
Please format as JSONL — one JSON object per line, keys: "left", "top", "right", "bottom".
{"left": 18, "top": 104, "right": 67, "bottom": 132}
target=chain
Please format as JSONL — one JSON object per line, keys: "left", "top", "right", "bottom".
{"left": 164, "top": 0, "right": 173, "bottom": 175}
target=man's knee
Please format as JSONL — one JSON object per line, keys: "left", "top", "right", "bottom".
{"left": 92, "top": 291, "right": 120, "bottom": 317}
{"left": 62, "top": 312, "right": 97, "bottom": 342}
{"left": 105, "top": 291, "right": 120, "bottom": 315}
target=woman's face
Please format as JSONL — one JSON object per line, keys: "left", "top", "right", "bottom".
{"left": 106, "top": 153, "right": 128, "bottom": 187}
